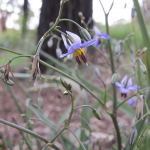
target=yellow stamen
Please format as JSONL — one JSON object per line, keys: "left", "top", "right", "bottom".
{"left": 73, "top": 52, "right": 78, "bottom": 57}
{"left": 79, "top": 48, "right": 84, "bottom": 53}
{"left": 77, "top": 50, "right": 82, "bottom": 55}
{"left": 98, "top": 36, "right": 101, "bottom": 40}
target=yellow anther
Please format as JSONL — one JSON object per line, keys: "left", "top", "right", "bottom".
{"left": 79, "top": 49, "right": 84, "bottom": 53}
{"left": 98, "top": 36, "right": 101, "bottom": 40}
{"left": 73, "top": 52, "right": 78, "bottom": 57}
{"left": 77, "top": 50, "right": 82, "bottom": 55}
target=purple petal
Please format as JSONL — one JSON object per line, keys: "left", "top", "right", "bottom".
{"left": 61, "top": 34, "right": 70, "bottom": 50}
{"left": 60, "top": 53, "right": 70, "bottom": 58}
{"left": 120, "top": 87, "right": 130, "bottom": 94}
{"left": 115, "top": 82, "right": 124, "bottom": 88}
{"left": 99, "top": 32, "right": 110, "bottom": 40}
{"left": 93, "top": 26, "right": 100, "bottom": 35}
{"left": 128, "top": 98, "right": 135, "bottom": 106}
{"left": 60, "top": 47, "right": 75, "bottom": 58}
{"left": 80, "top": 39, "right": 96, "bottom": 48}
{"left": 127, "top": 77, "right": 132, "bottom": 87}
{"left": 95, "top": 36, "right": 101, "bottom": 48}
{"left": 70, "top": 43, "right": 81, "bottom": 50}
{"left": 128, "top": 85, "right": 138, "bottom": 91}
{"left": 66, "top": 31, "right": 81, "bottom": 44}
{"left": 121, "top": 75, "right": 128, "bottom": 85}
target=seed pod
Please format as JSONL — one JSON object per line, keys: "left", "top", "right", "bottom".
{"left": 56, "top": 48, "right": 62, "bottom": 58}
{"left": 111, "top": 73, "right": 118, "bottom": 84}
{"left": 137, "top": 135, "right": 144, "bottom": 148}
{"left": 140, "top": 62, "right": 147, "bottom": 74}
{"left": 0, "top": 77, "right": 14, "bottom": 86}
{"left": 92, "top": 108, "right": 101, "bottom": 120}
{"left": 136, "top": 96, "right": 144, "bottom": 120}
{"left": 93, "top": 67, "right": 101, "bottom": 78}
{"left": 128, "top": 127, "right": 137, "bottom": 146}
{"left": 79, "top": 27, "right": 91, "bottom": 41}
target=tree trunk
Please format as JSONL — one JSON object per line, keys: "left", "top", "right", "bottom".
{"left": 37, "top": 0, "right": 93, "bottom": 72}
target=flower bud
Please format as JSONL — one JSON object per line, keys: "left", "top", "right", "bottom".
{"left": 142, "top": 47, "right": 147, "bottom": 54}
{"left": 92, "top": 108, "right": 101, "bottom": 120}
{"left": 131, "top": 8, "right": 135, "bottom": 18}
{"left": 93, "top": 67, "right": 100, "bottom": 78}
{"left": 60, "top": 77, "right": 67, "bottom": 88}
{"left": 67, "top": 54, "right": 73, "bottom": 60}
{"left": 47, "top": 38, "right": 53, "bottom": 48}
{"left": 63, "top": 91, "right": 68, "bottom": 95}
{"left": 37, "top": 95, "right": 43, "bottom": 108}
{"left": 79, "top": 27, "right": 91, "bottom": 41}
{"left": 56, "top": 48, "right": 62, "bottom": 58}
{"left": 140, "top": 62, "right": 147, "bottom": 74}
{"left": 19, "top": 137, "right": 24, "bottom": 150}
{"left": 137, "top": 135, "right": 144, "bottom": 148}
{"left": 111, "top": 73, "right": 118, "bottom": 84}
{"left": 115, "top": 43, "right": 121, "bottom": 55}
{"left": 78, "top": 12, "right": 83, "bottom": 17}
{"left": 128, "top": 127, "right": 137, "bottom": 146}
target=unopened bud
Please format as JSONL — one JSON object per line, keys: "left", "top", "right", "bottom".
{"left": 49, "top": 22, "right": 54, "bottom": 27}
{"left": 115, "top": 43, "right": 121, "bottom": 55}
{"left": 142, "top": 47, "right": 147, "bottom": 53}
{"left": 47, "top": 38, "right": 53, "bottom": 48}
{"left": 67, "top": 54, "right": 73, "bottom": 60}
{"left": 93, "top": 67, "right": 100, "bottom": 78}
{"left": 60, "top": 77, "right": 67, "bottom": 88}
{"left": 56, "top": 48, "right": 62, "bottom": 58}
{"left": 19, "top": 137, "right": 24, "bottom": 150}
{"left": 92, "top": 108, "right": 101, "bottom": 120}
{"left": 137, "top": 135, "right": 144, "bottom": 148}
{"left": 63, "top": 91, "right": 68, "bottom": 95}
{"left": 128, "top": 127, "right": 137, "bottom": 146}
{"left": 37, "top": 95, "right": 43, "bottom": 108}
{"left": 140, "top": 62, "right": 147, "bottom": 74}
{"left": 131, "top": 8, "right": 135, "bottom": 18}
{"left": 78, "top": 12, "right": 83, "bottom": 17}
{"left": 111, "top": 73, "right": 118, "bottom": 84}
{"left": 79, "top": 27, "right": 91, "bottom": 41}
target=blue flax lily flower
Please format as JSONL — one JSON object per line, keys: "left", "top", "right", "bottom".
{"left": 128, "top": 97, "right": 136, "bottom": 106}
{"left": 60, "top": 31, "right": 96, "bottom": 66}
{"left": 93, "top": 26, "right": 110, "bottom": 48}
{"left": 115, "top": 75, "right": 138, "bottom": 98}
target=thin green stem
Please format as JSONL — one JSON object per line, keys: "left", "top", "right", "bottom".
{"left": 67, "top": 128, "right": 86, "bottom": 150}
{"left": 0, "top": 46, "right": 22, "bottom": 55}
{"left": 10, "top": 55, "right": 32, "bottom": 61}
{"left": 116, "top": 65, "right": 134, "bottom": 72}
{"left": 74, "top": 105, "right": 95, "bottom": 111}
{"left": 115, "top": 94, "right": 137, "bottom": 112}
{"left": 51, "top": 127, "right": 67, "bottom": 143}
{"left": 99, "top": 0, "right": 106, "bottom": 14}
{"left": 59, "top": 19, "right": 81, "bottom": 28}
{"left": 139, "top": 87, "right": 150, "bottom": 92}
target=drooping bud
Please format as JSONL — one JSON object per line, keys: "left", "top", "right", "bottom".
{"left": 128, "top": 127, "right": 137, "bottom": 146}
{"left": 131, "top": 8, "right": 135, "bottom": 18}
{"left": 93, "top": 67, "right": 101, "bottom": 78}
{"left": 111, "top": 73, "right": 118, "bottom": 84}
{"left": 19, "top": 137, "right": 24, "bottom": 150}
{"left": 92, "top": 108, "right": 101, "bottom": 120}
{"left": 140, "top": 62, "right": 147, "bottom": 74}
{"left": 79, "top": 27, "right": 91, "bottom": 41}
{"left": 78, "top": 12, "right": 83, "bottom": 17}
{"left": 56, "top": 48, "right": 62, "bottom": 58}
{"left": 63, "top": 91, "right": 69, "bottom": 95}
{"left": 60, "top": 77, "right": 67, "bottom": 88}
{"left": 47, "top": 37, "right": 53, "bottom": 48}
{"left": 141, "top": 47, "right": 147, "bottom": 54}
{"left": 115, "top": 43, "right": 121, "bottom": 55}
{"left": 137, "top": 135, "right": 144, "bottom": 148}
{"left": 37, "top": 95, "right": 43, "bottom": 108}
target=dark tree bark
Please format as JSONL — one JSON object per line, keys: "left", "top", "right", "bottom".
{"left": 37, "top": 0, "right": 93, "bottom": 72}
